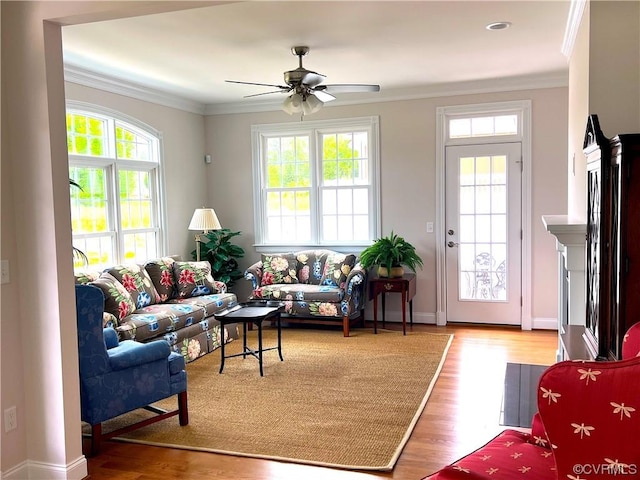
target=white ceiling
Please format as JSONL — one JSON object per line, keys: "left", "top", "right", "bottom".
{"left": 61, "top": 1, "right": 572, "bottom": 114}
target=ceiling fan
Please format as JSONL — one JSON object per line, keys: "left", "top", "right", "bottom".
{"left": 226, "top": 46, "right": 380, "bottom": 115}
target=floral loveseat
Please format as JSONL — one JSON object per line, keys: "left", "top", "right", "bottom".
{"left": 75, "top": 256, "right": 239, "bottom": 363}
{"left": 244, "top": 249, "right": 367, "bottom": 336}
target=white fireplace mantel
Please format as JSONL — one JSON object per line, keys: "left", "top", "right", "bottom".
{"left": 542, "top": 215, "right": 587, "bottom": 361}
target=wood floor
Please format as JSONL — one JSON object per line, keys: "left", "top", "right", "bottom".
{"left": 85, "top": 322, "right": 557, "bottom": 480}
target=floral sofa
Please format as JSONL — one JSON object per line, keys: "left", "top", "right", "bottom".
{"left": 75, "top": 256, "right": 239, "bottom": 363}
{"left": 244, "top": 249, "right": 367, "bottom": 336}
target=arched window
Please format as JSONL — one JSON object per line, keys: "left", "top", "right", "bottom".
{"left": 67, "top": 103, "right": 166, "bottom": 269}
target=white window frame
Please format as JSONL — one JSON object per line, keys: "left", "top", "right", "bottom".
{"left": 251, "top": 116, "right": 381, "bottom": 252}
{"left": 67, "top": 101, "right": 168, "bottom": 267}
{"left": 435, "top": 100, "right": 532, "bottom": 329}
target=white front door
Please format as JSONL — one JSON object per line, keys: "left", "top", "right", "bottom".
{"left": 445, "top": 143, "right": 522, "bottom": 325}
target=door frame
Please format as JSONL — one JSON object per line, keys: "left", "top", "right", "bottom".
{"left": 435, "top": 100, "right": 532, "bottom": 329}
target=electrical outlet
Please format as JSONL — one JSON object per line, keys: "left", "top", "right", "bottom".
{"left": 1, "top": 260, "right": 9, "bottom": 284}
{"left": 4, "top": 406, "right": 17, "bottom": 432}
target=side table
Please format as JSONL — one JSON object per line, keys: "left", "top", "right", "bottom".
{"left": 369, "top": 273, "right": 416, "bottom": 335}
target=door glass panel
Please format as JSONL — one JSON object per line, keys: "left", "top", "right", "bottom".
{"left": 458, "top": 155, "right": 509, "bottom": 301}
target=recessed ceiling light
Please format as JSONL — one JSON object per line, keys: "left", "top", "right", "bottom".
{"left": 486, "top": 21, "right": 512, "bottom": 31}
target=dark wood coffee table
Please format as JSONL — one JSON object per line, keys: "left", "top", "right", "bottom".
{"left": 214, "top": 301, "right": 284, "bottom": 376}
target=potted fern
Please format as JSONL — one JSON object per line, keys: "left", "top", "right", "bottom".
{"left": 359, "top": 231, "right": 423, "bottom": 277}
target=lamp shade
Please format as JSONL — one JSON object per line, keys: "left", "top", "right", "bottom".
{"left": 188, "top": 208, "right": 221, "bottom": 232}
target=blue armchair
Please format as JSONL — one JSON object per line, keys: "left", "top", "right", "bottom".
{"left": 75, "top": 284, "right": 188, "bottom": 455}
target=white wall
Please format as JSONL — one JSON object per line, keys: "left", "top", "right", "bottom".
{"left": 204, "top": 87, "right": 568, "bottom": 324}
{"left": 568, "top": 1, "right": 640, "bottom": 220}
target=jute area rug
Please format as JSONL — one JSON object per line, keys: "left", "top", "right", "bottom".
{"left": 106, "top": 328, "right": 453, "bottom": 471}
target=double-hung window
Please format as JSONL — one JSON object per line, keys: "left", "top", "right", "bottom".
{"left": 67, "top": 104, "right": 165, "bottom": 269}
{"left": 252, "top": 117, "right": 380, "bottom": 249}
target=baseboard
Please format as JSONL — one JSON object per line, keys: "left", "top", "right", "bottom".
{"left": 3, "top": 455, "right": 87, "bottom": 480}
{"left": 2, "top": 461, "right": 28, "bottom": 480}
{"left": 362, "top": 310, "right": 556, "bottom": 330}
{"left": 367, "top": 310, "right": 437, "bottom": 325}
{"left": 531, "top": 317, "right": 558, "bottom": 330}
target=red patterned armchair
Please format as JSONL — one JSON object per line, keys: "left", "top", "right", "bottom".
{"left": 423, "top": 322, "right": 640, "bottom": 479}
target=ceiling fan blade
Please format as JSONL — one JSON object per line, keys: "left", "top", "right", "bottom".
{"left": 226, "top": 80, "right": 290, "bottom": 90}
{"left": 320, "top": 84, "right": 381, "bottom": 93}
{"left": 312, "top": 90, "right": 336, "bottom": 103}
{"left": 244, "top": 90, "right": 291, "bottom": 98}
{"left": 301, "top": 71, "right": 326, "bottom": 88}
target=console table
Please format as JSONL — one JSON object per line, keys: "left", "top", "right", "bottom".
{"left": 369, "top": 273, "right": 416, "bottom": 335}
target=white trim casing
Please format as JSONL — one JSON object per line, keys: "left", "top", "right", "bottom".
{"left": 435, "top": 100, "right": 532, "bottom": 329}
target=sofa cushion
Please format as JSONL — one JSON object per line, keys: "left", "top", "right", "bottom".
{"left": 107, "top": 263, "right": 159, "bottom": 309}
{"left": 261, "top": 253, "right": 299, "bottom": 285}
{"left": 295, "top": 250, "right": 328, "bottom": 285}
{"left": 321, "top": 253, "right": 356, "bottom": 287}
{"left": 172, "top": 261, "right": 218, "bottom": 298}
{"left": 90, "top": 272, "right": 137, "bottom": 322}
{"left": 422, "top": 429, "right": 554, "bottom": 479}
{"left": 103, "top": 312, "right": 118, "bottom": 329}
{"left": 254, "top": 283, "right": 344, "bottom": 303}
{"left": 145, "top": 256, "right": 178, "bottom": 301}
{"left": 117, "top": 302, "right": 207, "bottom": 343}
{"left": 166, "top": 292, "right": 237, "bottom": 317}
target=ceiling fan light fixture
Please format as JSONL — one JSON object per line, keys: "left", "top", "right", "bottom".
{"left": 282, "top": 92, "right": 323, "bottom": 116}
{"left": 282, "top": 93, "right": 301, "bottom": 115}
{"left": 302, "top": 94, "right": 323, "bottom": 115}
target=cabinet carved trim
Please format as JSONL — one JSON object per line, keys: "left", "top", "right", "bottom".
{"left": 584, "top": 115, "right": 640, "bottom": 360}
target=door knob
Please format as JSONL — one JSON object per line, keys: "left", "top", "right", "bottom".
{"left": 447, "top": 241, "right": 458, "bottom": 248}
{"left": 448, "top": 229, "right": 455, "bottom": 236}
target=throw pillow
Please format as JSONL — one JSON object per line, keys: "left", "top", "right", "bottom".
{"left": 74, "top": 270, "right": 101, "bottom": 285}
{"left": 320, "top": 253, "right": 356, "bottom": 287}
{"left": 172, "top": 261, "right": 218, "bottom": 298}
{"left": 107, "top": 264, "right": 159, "bottom": 309}
{"left": 90, "top": 272, "right": 137, "bottom": 322}
{"left": 261, "top": 253, "right": 298, "bottom": 286}
{"left": 295, "top": 250, "right": 328, "bottom": 285}
{"left": 145, "top": 256, "right": 178, "bottom": 301}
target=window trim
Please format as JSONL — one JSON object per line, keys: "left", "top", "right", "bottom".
{"left": 251, "top": 116, "right": 381, "bottom": 252}
{"left": 67, "top": 101, "right": 168, "bottom": 266}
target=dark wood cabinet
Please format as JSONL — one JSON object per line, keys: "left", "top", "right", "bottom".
{"left": 608, "top": 134, "right": 640, "bottom": 359}
{"left": 584, "top": 115, "right": 640, "bottom": 360}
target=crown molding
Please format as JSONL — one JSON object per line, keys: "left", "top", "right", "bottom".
{"left": 64, "top": 64, "right": 206, "bottom": 115}
{"left": 65, "top": 63, "right": 567, "bottom": 117}
{"left": 204, "top": 71, "right": 568, "bottom": 115}
{"left": 561, "top": 0, "right": 587, "bottom": 58}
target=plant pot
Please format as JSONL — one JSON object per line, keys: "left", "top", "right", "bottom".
{"left": 377, "top": 265, "right": 404, "bottom": 278}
